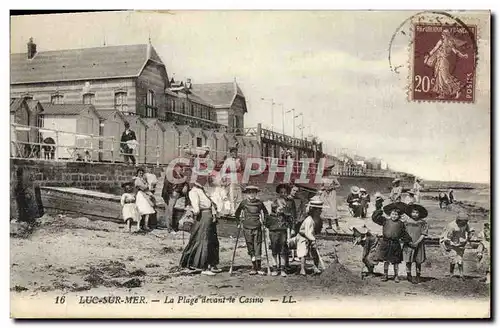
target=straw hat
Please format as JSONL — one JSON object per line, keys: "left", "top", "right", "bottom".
{"left": 405, "top": 204, "right": 428, "bottom": 219}
{"left": 308, "top": 196, "right": 329, "bottom": 209}
{"left": 243, "top": 185, "right": 260, "bottom": 193}
{"left": 407, "top": 189, "right": 416, "bottom": 195}
{"left": 383, "top": 202, "right": 407, "bottom": 215}
{"left": 121, "top": 181, "right": 134, "bottom": 189}
{"left": 359, "top": 188, "right": 366, "bottom": 193}
{"left": 374, "top": 192, "right": 384, "bottom": 200}
{"left": 351, "top": 186, "right": 360, "bottom": 194}
{"left": 392, "top": 178, "right": 401, "bottom": 185}
{"left": 229, "top": 146, "right": 238, "bottom": 152}
{"left": 455, "top": 211, "right": 470, "bottom": 222}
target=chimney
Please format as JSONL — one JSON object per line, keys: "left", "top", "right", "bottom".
{"left": 186, "top": 78, "right": 192, "bottom": 89}
{"left": 27, "top": 37, "right": 37, "bottom": 59}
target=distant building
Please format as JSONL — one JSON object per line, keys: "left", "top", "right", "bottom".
{"left": 10, "top": 38, "right": 247, "bottom": 132}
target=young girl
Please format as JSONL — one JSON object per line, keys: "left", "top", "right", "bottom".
{"left": 476, "top": 222, "right": 490, "bottom": 284}
{"left": 372, "top": 201, "right": 412, "bottom": 282}
{"left": 439, "top": 212, "right": 472, "bottom": 279}
{"left": 403, "top": 204, "right": 429, "bottom": 284}
{"left": 209, "top": 174, "right": 231, "bottom": 217}
{"left": 120, "top": 182, "right": 139, "bottom": 232}
{"left": 134, "top": 168, "right": 156, "bottom": 231}
{"left": 296, "top": 197, "right": 326, "bottom": 276}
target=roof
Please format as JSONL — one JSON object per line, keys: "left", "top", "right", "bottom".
{"left": 10, "top": 98, "right": 25, "bottom": 113}
{"left": 26, "top": 99, "right": 42, "bottom": 112}
{"left": 190, "top": 82, "right": 246, "bottom": 110}
{"left": 97, "top": 110, "right": 127, "bottom": 123}
{"left": 11, "top": 44, "right": 164, "bottom": 84}
{"left": 41, "top": 103, "right": 102, "bottom": 119}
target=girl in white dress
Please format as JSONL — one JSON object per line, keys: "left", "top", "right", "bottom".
{"left": 297, "top": 197, "right": 328, "bottom": 275}
{"left": 121, "top": 182, "right": 139, "bottom": 232}
{"left": 134, "top": 168, "right": 156, "bottom": 231}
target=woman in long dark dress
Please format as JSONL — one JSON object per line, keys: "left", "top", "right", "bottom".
{"left": 179, "top": 181, "right": 221, "bottom": 276}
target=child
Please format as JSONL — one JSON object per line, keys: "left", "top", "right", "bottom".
{"left": 235, "top": 185, "right": 269, "bottom": 275}
{"left": 359, "top": 188, "right": 370, "bottom": 218}
{"left": 346, "top": 186, "right": 362, "bottom": 217}
{"left": 266, "top": 184, "right": 295, "bottom": 277}
{"left": 439, "top": 212, "right": 472, "bottom": 279}
{"left": 476, "top": 222, "right": 490, "bottom": 284}
{"left": 352, "top": 226, "right": 379, "bottom": 276}
{"left": 402, "top": 204, "right": 429, "bottom": 284}
{"left": 296, "top": 196, "right": 325, "bottom": 276}
{"left": 120, "top": 181, "right": 139, "bottom": 232}
{"left": 209, "top": 174, "right": 231, "bottom": 217}
{"left": 389, "top": 178, "right": 403, "bottom": 203}
{"left": 405, "top": 190, "right": 417, "bottom": 205}
{"left": 372, "top": 200, "right": 412, "bottom": 283}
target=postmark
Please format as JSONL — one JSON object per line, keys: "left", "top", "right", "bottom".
{"left": 387, "top": 11, "right": 480, "bottom": 103}
{"left": 410, "top": 23, "right": 477, "bottom": 102}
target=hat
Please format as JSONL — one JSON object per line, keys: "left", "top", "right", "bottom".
{"left": 351, "top": 225, "right": 370, "bottom": 236}
{"left": 360, "top": 188, "right": 366, "bottom": 193}
{"left": 243, "top": 185, "right": 260, "bottom": 193}
{"left": 407, "top": 189, "right": 415, "bottom": 195}
{"left": 121, "top": 181, "right": 134, "bottom": 189}
{"left": 455, "top": 211, "right": 470, "bottom": 221}
{"left": 351, "top": 186, "right": 360, "bottom": 194}
{"left": 276, "top": 183, "right": 291, "bottom": 194}
{"left": 392, "top": 178, "right": 401, "bottom": 184}
{"left": 406, "top": 204, "right": 428, "bottom": 219}
{"left": 374, "top": 192, "right": 384, "bottom": 200}
{"left": 383, "top": 202, "right": 407, "bottom": 215}
{"left": 308, "top": 196, "right": 329, "bottom": 209}
{"left": 229, "top": 146, "right": 238, "bottom": 152}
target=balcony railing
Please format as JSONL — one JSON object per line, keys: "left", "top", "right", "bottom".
{"left": 260, "top": 128, "right": 319, "bottom": 150}
{"left": 160, "top": 111, "right": 225, "bottom": 130}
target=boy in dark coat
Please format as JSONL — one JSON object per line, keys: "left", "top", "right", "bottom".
{"left": 266, "top": 184, "right": 296, "bottom": 277}
{"left": 235, "top": 186, "right": 269, "bottom": 275}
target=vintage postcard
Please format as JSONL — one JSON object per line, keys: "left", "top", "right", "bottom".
{"left": 9, "top": 10, "right": 491, "bottom": 318}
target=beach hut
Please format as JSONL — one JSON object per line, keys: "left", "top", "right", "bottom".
{"left": 143, "top": 118, "right": 166, "bottom": 165}
{"left": 123, "top": 115, "right": 147, "bottom": 164}
{"left": 191, "top": 127, "right": 207, "bottom": 148}
{"left": 40, "top": 103, "right": 101, "bottom": 160}
{"left": 214, "top": 132, "right": 228, "bottom": 162}
{"left": 98, "top": 110, "right": 128, "bottom": 163}
{"left": 178, "top": 125, "right": 195, "bottom": 149}
{"left": 203, "top": 129, "right": 217, "bottom": 158}
{"left": 161, "top": 122, "right": 180, "bottom": 164}
{"left": 235, "top": 136, "right": 248, "bottom": 161}
{"left": 10, "top": 99, "right": 30, "bottom": 157}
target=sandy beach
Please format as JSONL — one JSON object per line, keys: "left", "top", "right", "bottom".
{"left": 10, "top": 192, "right": 490, "bottom": 318}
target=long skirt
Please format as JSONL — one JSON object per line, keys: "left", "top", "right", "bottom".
{"left": 180, "top": 209, "right": 220, "bottom": 270}
{"left": 376, "top": 238, "right": 403, "bottom": 264}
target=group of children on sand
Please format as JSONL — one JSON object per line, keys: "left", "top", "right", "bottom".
{"left": 357, "top": 192, "right": 490, "bottom": 284}
{"left": 234, "top": 183, "right": 325, "bottom": 276}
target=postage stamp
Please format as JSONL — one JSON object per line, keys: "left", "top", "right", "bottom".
{"left": 410, "top": 23, "right": 477, "bottom": 102}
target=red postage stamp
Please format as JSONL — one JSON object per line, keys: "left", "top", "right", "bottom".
{"left": 411, "top": 23, "right": 477, "bottom": 102}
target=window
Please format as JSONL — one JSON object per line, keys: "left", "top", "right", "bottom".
{"left": 114, "top": 92, "right": 128, "bottom": 112}
{"left": 146, "top": 107, "right": 157, "bottom": 118}
{"left": 181, "top": 102, "right": 185, "bottom": 114}
{"left": 147, "top": 90, "right": 156, "bottom": 107}
{"left": 196, "top": 137, "right": 202, "bottom": 147}
{"left": 83, "top": 93, "right": 95, "bottom": 105}
{"left": 189, "top": 104, "right": 194, "bottom": 116}
{"left": 51, "top": 94, "right": 64, "bottom": 104}
{"left": 23, "top": 95, "right": 33, "bottom": 101}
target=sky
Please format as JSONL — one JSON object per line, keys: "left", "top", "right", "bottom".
{"left": 10, "top": 11, "right": 491, "bottom": 183}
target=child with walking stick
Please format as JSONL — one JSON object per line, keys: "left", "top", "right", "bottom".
{"left": 235, "top": 186, "right": 269, "bottom": 275}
